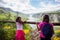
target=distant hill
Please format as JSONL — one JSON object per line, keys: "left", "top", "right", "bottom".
{"left": 0, "top": 7, "right": 60, "bottom": 22}
{"left": 0, "top": 7, "right": 28, "bottom": 21}
{"left": 32, "top": 10, "right": 60, "bottom": 22}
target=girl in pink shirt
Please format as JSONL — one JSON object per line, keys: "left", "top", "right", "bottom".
{"left": 38, "top": 15, "right": 54, "bottom": 40}
{"left": 15, "top": 17, "right": 26, "bottom": 40}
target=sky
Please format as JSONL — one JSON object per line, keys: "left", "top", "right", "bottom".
{"left": 0, "top": 0, "right": 60, "bottom": 14}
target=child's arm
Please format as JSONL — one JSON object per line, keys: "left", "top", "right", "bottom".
{"left": 37, "top": 23, "right": 41, "bottom": 31}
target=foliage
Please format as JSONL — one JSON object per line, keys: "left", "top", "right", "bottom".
{"left": 23, "top": 24, "right": 32, "bottom": 30}
{"left": 26, "top": 33, "right": 31, "bottom": 40}
{"left": 23, "top": 29, "right": 30, "bottom": 34}
{"left": 53, "top": 26, "right": 60, "bottom": 40}
{"left": 0, "top": 28, "right": 7, "bottom": 40}
{"left": 55, "top": 30, "right": 60, "bottom": 37}
{"left": 54, "top": 36, "right": 60, "bottom": 40}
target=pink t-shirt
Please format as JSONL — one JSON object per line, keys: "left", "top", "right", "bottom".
{"left": 38, "top": 22, "right": 53, "bottom": 38}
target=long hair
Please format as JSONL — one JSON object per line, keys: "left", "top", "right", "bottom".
{"left": 43, "top": 15, "right": 49, "bottom": 23}
{"left": 16, "top": 17, "right": 21, "bottom": 22}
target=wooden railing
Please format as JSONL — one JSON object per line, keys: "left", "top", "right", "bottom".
{"left": 0, "top": 20, "right": 60, "bottom": 26}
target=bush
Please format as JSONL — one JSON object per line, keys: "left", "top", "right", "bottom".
{"left": 0, "top": 28, "right": 7, "bottom": 40}
{"left": 53, "top": 30, "right": 60, "bottom": 40}
{"left": 55, "top": 30, "right": 60, "bottom": 37}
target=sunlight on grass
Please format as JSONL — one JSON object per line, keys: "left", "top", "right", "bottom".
{"left": 23, "top": 29, "right": 30, "bottom": 34}
{"left": 53, "top": 26, "right": 60, "bottom": 40}
{"left": 3, "top": 26, "right": 11, "bottom": 29}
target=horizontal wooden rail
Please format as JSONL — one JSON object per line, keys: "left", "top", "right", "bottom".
{"left": 0, "top": 20, "right": 60, "bottom": 26}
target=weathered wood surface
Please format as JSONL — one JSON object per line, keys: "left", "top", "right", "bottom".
{"left": 0, "top": 20, "right": 60, "bottom": 26}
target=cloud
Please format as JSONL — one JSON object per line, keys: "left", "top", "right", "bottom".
{"left": 0, "top": 0, "right": 60, "bottom": 14}
{"left": 39, "top": 2, "right": 60, "bottom": 12}
{"left": 0, "top": 0, "right": 39, "bottom": 14}
{"left": 55, "top": 0, "right": 60, "bottom": 2}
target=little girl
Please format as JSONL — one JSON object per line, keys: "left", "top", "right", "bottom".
{"left": 15, "top": 17, "right": 26, "bottom": 40}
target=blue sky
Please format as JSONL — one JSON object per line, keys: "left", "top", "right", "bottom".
{"left": 30, "top": 0, "right": 59, "bottom": 8}
{"left": 0, "top": 0, "right": 60, "bottom": 14}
